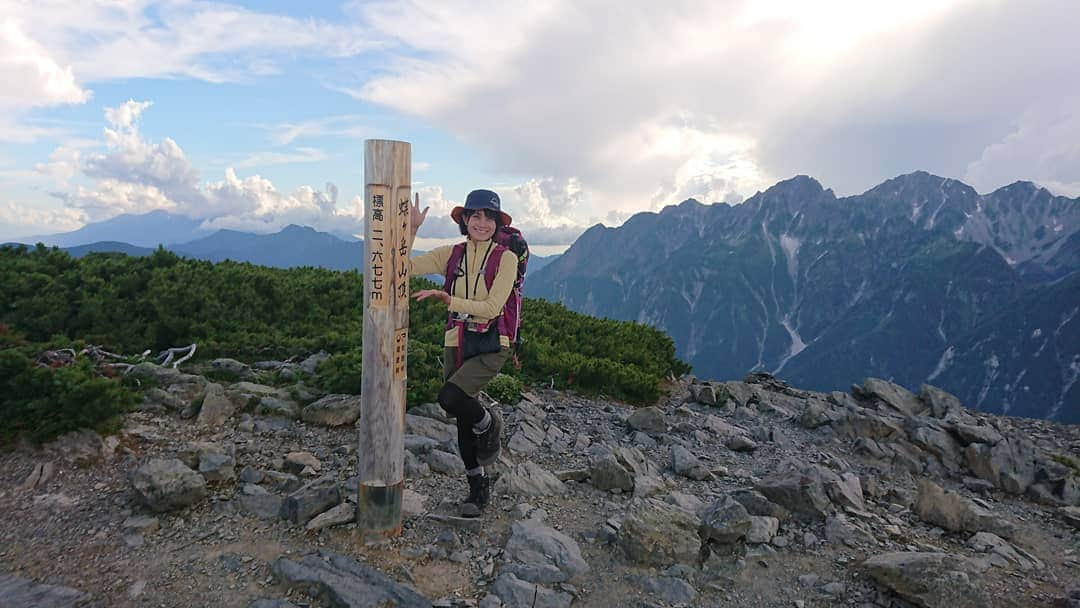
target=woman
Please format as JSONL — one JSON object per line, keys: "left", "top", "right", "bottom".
{"left": 409, "top": 189, "right": 517, "bottom": 517}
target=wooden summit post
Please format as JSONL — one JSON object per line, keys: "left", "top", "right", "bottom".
{"left": 358, "top": 139, "right": 411, "bottom": 537}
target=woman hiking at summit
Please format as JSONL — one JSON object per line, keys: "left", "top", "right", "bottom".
{"left": 408, "top": 189, "right": 516, "bottom": 518}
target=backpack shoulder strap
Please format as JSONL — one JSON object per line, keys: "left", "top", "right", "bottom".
{"left": 443, "top": 242, "right": 467, "bottom": 293}
{"left": 481, "top": 244, "right": 509, "bottom": 289}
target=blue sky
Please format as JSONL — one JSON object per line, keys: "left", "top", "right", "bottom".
{"left": 2, "top": 0, "right": 1078, "bottom": 251}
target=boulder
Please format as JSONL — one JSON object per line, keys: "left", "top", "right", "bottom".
{"left": 671, "top": 445, "right": 712, "bottom": 481}
{"left": 756, "top": 464, "right": 838, "bottom": 520}
{"left": 130, "top": 458, "right": 207, "bottom": 512}
{"left": 862, "top": 552, "right": 989, "bottom": 608}
{"left": 280, "top": 477, "right": 341, "bottom": 525}
{"left": 699, "top": 497, "right": 752, "bottom": 544}
{"left": 626, "top": 407, "right": 666, "bottom": 434}
{"left": 858, "top": 378, "right": 926, "bottom": 417}
{"left": 914, "top": 479, "right": 1017, "bottom": 539}
{"left": 490, "top": 572, "right": 571, "bottom": 608}
{"left": 196, "top": 382, "right": 234, "bottom": 427}
{"left": 964, "top": 438, "right": 1037, "bottom": 494}
{"left": 619, "top": 499, "right": 702, "bottom": 567}
{"left": 272, "top": 550, "right": 429, "bottom": 608}
{"left": 301, "top": 394, "right": 361, "bottom": 427}
{"left": 919, "top": 384, "right": 962, "bottom": 419}
{"left": 493, "top": 461, "right": 567, "bottom": 497}
{"left": 503, "top": 519, "right": 589, "bottom": 584}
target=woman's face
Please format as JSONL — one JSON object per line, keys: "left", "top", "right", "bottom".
{"left": 466, "top": 209, "right": 498, "bottom": 241}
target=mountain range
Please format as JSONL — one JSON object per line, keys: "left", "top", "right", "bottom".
{"left": 526, "top": 172, "right": 1079, "bottom": 422}
{"left": 8, "top": 213, "right": 558, "bottom": 276}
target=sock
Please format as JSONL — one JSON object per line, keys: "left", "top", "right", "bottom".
{"left": 466, "top": 467, "right": 485, "bottom": 477}
{"left": 472, "top": 409, "right": 491, "bottom": 435}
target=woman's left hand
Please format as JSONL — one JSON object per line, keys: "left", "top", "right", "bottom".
{"left": 413, "top": 289, "right": 450, "bottom": 305}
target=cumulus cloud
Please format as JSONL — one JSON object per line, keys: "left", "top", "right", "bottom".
{"left": 350, "top": 0, "right": 1080, "bottom": 223}
{"left": 3, "top": 1, "right": 378, "bottom": 85}
{"left": 0, "top": 17, "right": 90, "bottom": 109}
{"left": 964, "top": 98, "right": 1080, "bottom": 197}
{"left": 47, "top": 100, "right": 361, "bottom": 235}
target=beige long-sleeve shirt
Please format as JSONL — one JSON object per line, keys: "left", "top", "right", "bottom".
{"left": 410, "top": 238, "right": 517, "bottom": 348}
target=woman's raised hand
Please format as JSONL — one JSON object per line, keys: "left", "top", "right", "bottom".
{"left": 413, "top": 289, "right": 450, "bottom": 305}
{"left": 410, "top": 193, "right": 429, "bottom": 236}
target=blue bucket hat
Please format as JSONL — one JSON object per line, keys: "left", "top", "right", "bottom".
{"left": 451, "top": 189, "right": 512, "bottom": 226}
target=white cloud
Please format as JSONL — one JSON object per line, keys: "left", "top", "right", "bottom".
{"left": 0, "top": 17, "right": 90, "bottom": 109}
{"left": 34, "top": 145, "right": 82, "bottom": 187}
{"left": 0, "top": 200, "right": 86, "bottom": 238}
{"left": 965, "top": 98, "right": 1080, "bottom": 197}
{"left": 2, "top": 1, "right": 379, "bottom": 85}
{"left": 38, "top": 100, "right": 361, "bottom": 235}
{"left": 232, "top": 147, "right": 331, "bottom": 169}
{"left": 351, "top": 0, "right": 1080, "bottom": 224}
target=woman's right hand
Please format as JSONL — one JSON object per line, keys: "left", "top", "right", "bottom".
{"left": 410, "top": 193, "right": 429, "bottom": 236}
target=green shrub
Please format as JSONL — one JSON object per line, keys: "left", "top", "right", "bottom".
{"left": 486, "top": 373, "right": 523, "bottom": 404}
{"left": 0, "top": 348, "right": 137, "bottom": 445}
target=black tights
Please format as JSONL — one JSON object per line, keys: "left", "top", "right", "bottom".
{"left": 437, "top": 381, "right": 485, "bottom": 470}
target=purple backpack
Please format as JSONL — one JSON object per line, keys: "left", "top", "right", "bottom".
{"left": 443, "top": 226, "right": 529, "bottom": 355}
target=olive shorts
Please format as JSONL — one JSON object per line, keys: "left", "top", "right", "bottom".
{"left": 443, "top": 347, "right": 511, "bottom": 397}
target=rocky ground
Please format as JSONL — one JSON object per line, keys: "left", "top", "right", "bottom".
{"left": 1, "top": 358, "right": 1079, "bottom": 608}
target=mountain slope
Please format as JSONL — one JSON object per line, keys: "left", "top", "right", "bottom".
{"left": 528, "top": 173, "right": 1080, "bottom": 421}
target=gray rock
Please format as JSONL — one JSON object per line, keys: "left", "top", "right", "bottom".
{"left": 909, "top": 422, "right": 963, "bottom": 472}
{"left": 130, "top": 458, "right": 207, "bottom": 512}
{"left": 725, "top": 435, "right": 758, "bottom": 452}
{"left": 299, "top": 351, "right": 329, "bottom": 375}
{"left": 302, "top": 394, "right": 362, "bottom": 427}
{"left": 643, "top": 576, "right": 697, "bottom": 605}
{"left": 920, "top": 384, "right": 962, "bottom": 419}
{"left": 824, "top": 514, "right": 875, "bottom": 547}
{"left": 262, "top": 470, "right": 302, "bottom": 493}
{"left": 424, "top": 450, "right": 465, "bottom": 476}
{"left": 619, "top": 499, "right": 702, "bottom": 567}
{"left": 283, "top": 451, "right": 321, "bottom": 475}
{"left": 491, "top": 573, "right": 571, "bottom": 608}
{"left": 967, "top": 532, "right": 1043, "bottom": 571}
{"left": 211, "top": 357, "right": 253, "bottom": 378}
{"left": 239, "top": 492, "right": 284, "bottom": 521}
{"left": 272, "top": 550, "right": 430, "bottom": 607}
{"left": 402, "top": 489, "right": 427, "bottom": 518}
{"left": 198, "top": 452, "right": 236, "bottom": 483}
{"left": 493, "top": 461, "right": 566, "bottom": 497}
{"left": 406, "top": 414, "right": 457, "bottom": 443}
{"left": 799, "top": 399, "right": 834, "bottom": 429}
{"left": 503, "top": 519, "right": 589, "bottom": 584}
{"left": 671, "top": 445, "right": 712, "bottom": 480}
{"left": 407, "top": 402, "right": 452, "bottom": 423}
{"left": 249, "top": 600, "right": 300, "bottom": 608}
{"left": 965, "top": 437, "right": 1038, "bottom": 494}
{"left": 122, "top": 515, "right": 160, "bottom": 535}
{"left": 756, "top": 464, "right": 838, "bottom": 520}
{"left": 1060, "top": 506, "right": 1080, "bottom": 530}
{"left": 826, "top": 472, "right": 865, "bottom": 511}
{"left": 197, "top": 382, "right": 234, "bottom": 427}
{"left": 0, "top": 573, "right": 93, "bottom": 607}
{"left": 951, "top": 423, "right": 1003, "bottom": 446}
{"left": 699, "top": 497, "right": 752, "bottom": 544}
{"left": 664, "top": 492, "right": 706, "bottom": 516}
{"left": 589, "top": 454, "right": 634, "bottom": 492}
{"left": 280, "top": 477, "right": 342, "bottom": 525}
{"left": 404, "top": 451, "right": 431, "bottom": 479}
{"left": 914, "top": 479, "right": 1016, "bottom": 539}
{"left": 507, "top": 419, "right": 546, "bottom": 455}
{"left": 862, "top": 552, "right": 989, "bottom": 608}
{"left": 404, "top": 434, "right": 441, "bottom": 454}
{"left": 306, "top": 502, "right": 356, "bottom": 531}
{"left": 257, "top": 396, "right": 300, "bottom": 419}
{"left": 859, "top": 378, "right": 925, "bottom": 417}
{"left": 730, "top": 489, "right": 791, "bottom": 521}
{"left": 626, "top": 407, "right": 667, "bottom": 434}
{"left": 745, "top": 516, "right": 779, "bottom": 544}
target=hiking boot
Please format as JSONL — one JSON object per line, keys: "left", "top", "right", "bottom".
{"left": 460, "top": 473, "right": 490, "bottom": 518}
{"left": 474, "top": 405, "right": 503, "bottom": 466}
